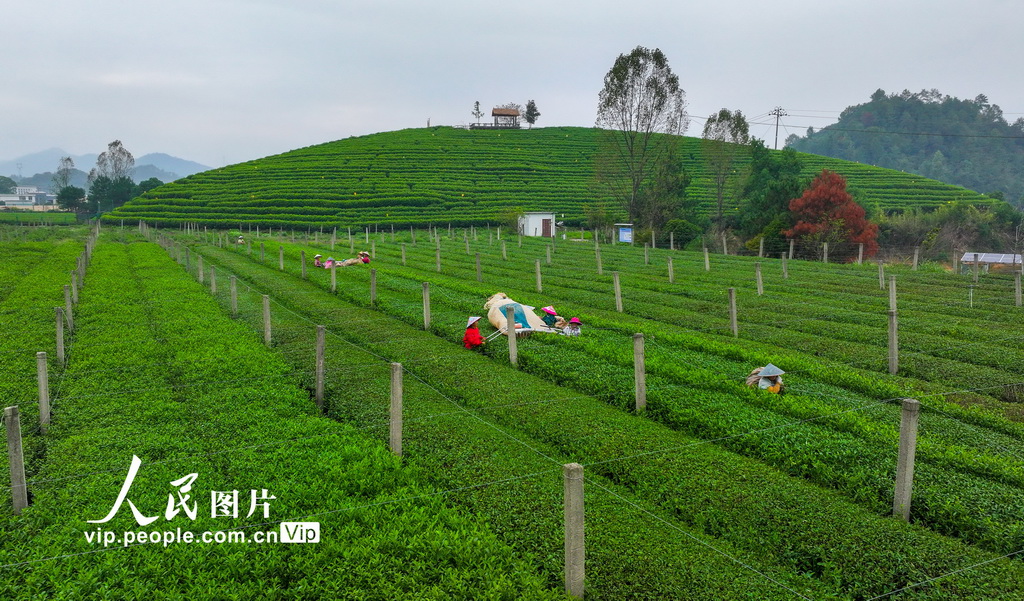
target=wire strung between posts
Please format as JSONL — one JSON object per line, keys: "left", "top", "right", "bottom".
{"left": 583, "top": 476, "right": 815, "bottom": 601}
{"left": 864, "top": 547, "right": 1024, "bottom": 600}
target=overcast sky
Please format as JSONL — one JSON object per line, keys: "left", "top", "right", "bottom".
{"left": 3, "top": 0, "right": 1021, "bottom": 169}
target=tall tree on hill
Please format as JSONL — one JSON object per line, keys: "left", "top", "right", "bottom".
{"left": 701, "top": 109, "right": 750, "bottom": 223}
{"left": 595, "top": 46, "right": 688, "bottom": 224}
{"left": 51, "top": 156, "right": 75, "bottom": 194}
{"left": 785, "top": 169, "right": 878, "bottom": 259}
{"left": 95, "top": 140, "right": 135, "bottom": 180}
{"left": 524, "top": 100, "right": 540, "bottom": 129}
{"left": 88, "top": 140, "right": 136, "bottom": 216}
{"left": 0, "top": 176, "right": 15, "bottom": 194}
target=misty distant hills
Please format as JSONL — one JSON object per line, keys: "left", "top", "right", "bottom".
{"left": 0, "top": 148, "right": 210, "bottom": 190}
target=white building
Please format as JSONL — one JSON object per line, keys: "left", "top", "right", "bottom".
{"left": 518, "top": 212, "right": 556, "bottom": 237}
{"left": 0, "top": 186, "right": 49, "bottom": 208}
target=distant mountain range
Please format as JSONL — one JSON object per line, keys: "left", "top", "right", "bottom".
{"left": 0, "top": 148, "right": 210, "bottom": 190}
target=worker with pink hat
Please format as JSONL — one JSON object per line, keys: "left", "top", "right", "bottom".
{"left": 562, "top": 317, "right": 581, "bottom": 336}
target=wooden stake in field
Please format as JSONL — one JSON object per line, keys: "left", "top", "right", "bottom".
{"left": 644, "top": 243, "right": 649, "bottom": 265}
{"left": 669, "top": 231, "right": 674, "bottom": 251}
{"left": 912, "top": 247, "right": 920, "bottom": 271}
{"left": 505, "top": 304, "right": 518, "bottom": 367}
{"left": 198, "top": 255, "right": 205, "bottom": 283}
{"left": 633, "top": 333, "right": 646, "bottom": 412}
{"left": 263, "top": 295, "right": 272, "bottom": 347}
{"left": 595, "top": 246, "right": 603, "bottom": 275}
{"left": 210, "top": 266, "right": 217, "bottom": 294}
{"left": 1016, "top": 271, "right": 1022, "bottom": 308}
{"left": 37, "top": 352, "right": 50, "bottom": 434}
{"left": 857, "top": 243, "right": 864, "bottom": 265}
{"left": 889, "top": 276, "right": 897, "bottom": 312}
{"left": 563, "top": 462, "right": 585, "bottom": 599}
{"left": 546, "top": 245, "right": 552, "bottom": 265}
{"left": 315, "top": 325, "right": 325, "bottom": 410}
{"left": 536, "top": 260, "right": 543, "bottom": 293}
{"left": 878, "top": 261, "right": 885, "bottom": 290}
{"left": 893, "top": 398, "right": 920, "bottom": 521}
{"left": 279, "top": 246, "right": 284, "bottom": 271}
{"left": 331, "top": 263, "right": 337, "bottom": 293}
{"left": 435, "top": 248, "right": 441, "bottom": 273}
{"left": 728, "top": 288, "right": 738, "bottom": 337}
{"left": 721, "top": 232, "right": 728, "bottom": 255}
{"left": 667, "top": 256, "right": 674, "bottom": 284}
{"left": 612, "top": 271, "right": 623, "bottom": 312}
{"left": 758, "top": 237, "right": 764, "bottom": 258}
{"left": 390, "top": 363, "right": 403, "bottom": 457}
{"left": 822, "top": 242, "right": 829, "bottom": 263}
{"left": 781, "top": 252, "right": 789, "bottom": 279}
{"left": 756, "top": 262, "right": 763, "bottom": 296}
{"left": 704, "top": 247, "right": 710, "bottom": 272}
{"left": 5, "top": 406, "right": 28, "bottom": 514}
{"left": 788, "top": 238, "right": 795, "bottom": 260}
{"left": 422, "top": 283, "right": 431, "bottom": 330}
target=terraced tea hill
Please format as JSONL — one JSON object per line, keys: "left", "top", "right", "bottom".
{"left": 108, "top": 127, "right": 991, "bottom": 229}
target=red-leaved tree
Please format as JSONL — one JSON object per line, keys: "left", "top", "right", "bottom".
{"left": 785, "top": 169, "right": 879, "bottom": 260}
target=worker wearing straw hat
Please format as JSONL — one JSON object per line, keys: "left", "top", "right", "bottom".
{"left": 463, "top": 316, "right": 485, "bottom": 350}
{"left": 313, "top": 254, "right": 324, "bottom": 268}
{"left": 746, "top": 363, "right": 785, "bottom": 393}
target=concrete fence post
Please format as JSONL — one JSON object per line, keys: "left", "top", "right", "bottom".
{"left": 729, "top": 288, "right": 738, "bottom": 337}
{"left": 422, "top": 283, "right": 431, "bottom": 330}
{"left": 893, "top": 398, "right": 920, "bottom": 521}
{"left": 263, "top": 295, "right": 272, "bottom": 347}
{"left": 505, "top": 304, "right": 518, "bottom": 367}
{"left": 315, "top": 325, "right": 325, "bottom": 410}
{"left": 613, "top": 272, "right": 623, "bottom": 312}
{"left": 888, "top": 310, "right": 899, "bottom": 375}
{"left": 756, "top": 262, "right": 763, "bottom": 296}
{"left": 5, "top": 406, "right": 28, "bottom": 514}
{"left": 390, "top": 363, "right": 403, "bottom": 457}
{"left": 634, "top": 333, "right": 646, "bottom": 412}
{"left": 563, "top": 462, "right": 585, "bottom": 599}
{"left": 55, "top": 307, "right": 65, "bottom": 365}
{"left": 230, "top": 276, "right": 238, "bottom": 317}
{"left": 667, "top": 256, "right": 674, "bottom": 284}
{"left": 63, "top": 285, "right": 74, "bottom": 332}
{"left": 37, "top": 352, "right": 50, "bottom": 434}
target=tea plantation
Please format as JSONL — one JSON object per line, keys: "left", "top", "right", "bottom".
{"left": 4, "top": 221, "right": 1023, "bottom": 598}
{"left": 105, "top": 127, "right": 992, "bottom": 230}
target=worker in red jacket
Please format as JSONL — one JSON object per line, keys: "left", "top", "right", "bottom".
{"left": 463, "top": 316, "right": 485, "bottom": 350}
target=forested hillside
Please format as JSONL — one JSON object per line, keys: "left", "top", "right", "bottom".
{"left": 787, "top": 89, "right": 1024, "bottom": 204}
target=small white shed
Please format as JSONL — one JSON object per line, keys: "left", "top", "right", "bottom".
{"left": 519, "top": 212, "right": 555, "bottom": 237}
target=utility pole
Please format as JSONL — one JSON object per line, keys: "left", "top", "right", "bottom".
{"left": 769, "top": 106, "right": 788, "bottom": 150}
